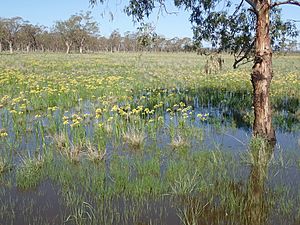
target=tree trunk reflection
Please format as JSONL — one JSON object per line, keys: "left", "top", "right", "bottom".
{"left": 245, "top": 140, "right": 274, "bottom": 225}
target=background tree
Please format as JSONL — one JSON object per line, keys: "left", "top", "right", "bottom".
{"left": 19, "top": 23, "right": 42, "bottom": 52}
{"left": 54, "top": 17, "right": 77, "bottom": 54}
{"left": 54, "top": 12, "right": 99, "bottom": 54}
{"left": 98, "top": 36, "right": 110, "bottom": 51}
{"left": 0, "top": 20, "right": 6, "bottom": 52}
{"left": 73, "top": 11, "right": 99, "bottom": 54}
{"left": 34, "top": 26, "right": 49, "bottom": 52}
{"left": 90, "top": 0, "right": 299, "bottom": 144}
{"left": 0, "top": 17, "right": 24, "bottom": 53}
{"left": 109, "top": 29, "right": 122, "bottom": 52}
{"left": 136, "top": 23, "right": 157, "bottom": 51}
{"left": 123, "top": 31, "right": 134, "bottom": 51}
{"left": 282, "top": 39, "right": 299, "bottom": 52}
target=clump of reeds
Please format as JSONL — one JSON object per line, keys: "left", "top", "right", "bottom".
{"left": 66, "top": 143, "right": 85, "bottom": 163}
{"left": 247, "top": 137, "right": 273, "bottom": 167}
{"left": 52, "top": 132, "right": 85, "bottom": 163}
{"left": 52, "top": 132, "right": 69, "bottom": 150}
{"left": 123, "top": 128, "right": 145, "bottom": 150}
{"left": 0, "top": 157, "right": 11, "bottom": 175}
{"left": 16, "top": 154, "right": 46, "bottom": 189}
{"left": 86, "top": 141, "right": 106, "bottom": 163}
{"left": 170, "top": 135, "right": 189, "bottom": 150}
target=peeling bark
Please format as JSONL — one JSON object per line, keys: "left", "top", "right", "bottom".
{"left": 251, "top": 0, "right": 276, "bottom": 144}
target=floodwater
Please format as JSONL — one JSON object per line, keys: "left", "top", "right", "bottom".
{"left": 0, "top": 96, "right": 299, "bottom": 225}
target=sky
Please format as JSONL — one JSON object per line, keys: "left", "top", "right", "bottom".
{"left": 0, "top": 0, "right": 299, "bottom": 40}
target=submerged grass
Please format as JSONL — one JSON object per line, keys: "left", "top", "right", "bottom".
{"left": 1, "top": 146, "right": 299, "bottom": 224}
{"left": 16, "top": 153, "right": 51, "bottom": 189}
{"left": 0, "top": 156, "right": 11, "bottom": 175}
{"left": 0, "top": 52, "right": 299, "bottom": 224}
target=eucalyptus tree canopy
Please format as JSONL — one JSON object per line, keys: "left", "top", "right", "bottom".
{"left": 19, "top": 24, "right": 43, "bottom": 52}
{"left": 54, "top": 11, "right": 99, "bottom": 54}
{"left": 136, "top": 23, "right": 158, "bottom": 50}
{"left": 90, "top": 0, "right": 299, "bottom": 143}
{"left": 0, "top": 17, "right": 25, "bottom": 53}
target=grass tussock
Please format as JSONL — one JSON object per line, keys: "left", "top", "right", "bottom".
{"left": 170, "top": 135, "right": 190, "bottom": 150}
{"left": 123, "top": 128, "right": 145, "bottom": 150}
{"left": 16, "top": 154, "right": 46, "bottom": 189}
{"left": 86, "top": 142, "right": 106, "bottom": 163}
{"left": 0, "top": 157, "right": 11, "bottom": 175}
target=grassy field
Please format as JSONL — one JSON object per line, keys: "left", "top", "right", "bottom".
{"left": 0, "top": 52, "right": 299, "bottom": 225}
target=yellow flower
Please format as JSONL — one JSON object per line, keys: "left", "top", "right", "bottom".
{"left": 148, "top": 119, "right": 154, "bottom": 123}
{"left": 95, "top": 108, "right": 102, "bottom": 118}
{"left": 111, "top": 105, "right": 119, "bottom": 112}
{"left": 70, "top": 121, "right": 80, "bottom": 128}
{"left": 0, "top": 129, "right": 8, "bottom": 138}
{"left": 197, "top": 113, "right": 203, "bottom": 118}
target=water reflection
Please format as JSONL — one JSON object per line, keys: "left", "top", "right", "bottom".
{"left": 245, "top": 141, "right": 274, "bottom": 225}
{"left": 178, "top": 140, "right": 275, "bottom": 225}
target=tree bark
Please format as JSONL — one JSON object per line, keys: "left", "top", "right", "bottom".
{"left": 65, "top": 41, "right": 71, "bottom": 54}
{"left": 80, "top": 38, "right": 85, "bottom": 54}
{"left": 251, "top": 0, "right": 276, "bottom": 144}
{"left": 0, "top": 42, "right": 2, "bottom": 52}
{"left": 26, "top": 45, "right": 30, "bottom": 53}
{"left": 9, "top": 41, "right": 13, "bottom": 54}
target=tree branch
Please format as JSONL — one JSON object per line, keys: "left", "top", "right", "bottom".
{"left": 233, "top": 40, "right": 255, "bottom": 68}
{"left": 288, "top": 19, "right": 300, "bottom": 22}
{"left": 272, "top": 0, "right": 300, "bottom": 7}
{"left": 157, "top": 0, "right": 178, "bottom": 15}
{"left": 233, "top": 0, "right": 245, "bottom": 17}
{"left": 245, "top": 0, "right": 257, "bottom": 10}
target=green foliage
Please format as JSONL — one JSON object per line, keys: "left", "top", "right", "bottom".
{"left": 136, "top": 22, "right": 157, "bottom": 50}
{"left": 90, "top": 0, "right": 299, "bottom": 67}
{"left": 54, "top": 11, "right": 99, "bottom": 52}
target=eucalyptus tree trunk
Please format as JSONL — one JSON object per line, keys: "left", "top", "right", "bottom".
{"left": 65, "top": 41, "right": 71, "bottom": 54}
{"left": 79, "top": 38, "right": 85, "bottom": 54}
{"left": 9, "top": 41, "right": 13, "bottom": 54}
{"left": 251, "top": 0, "right": 276, "bottom": 144}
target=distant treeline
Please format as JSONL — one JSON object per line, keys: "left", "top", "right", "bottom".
{"left": 0, "top": 12, "right": 299, "bottom": 54}
{"left": 0, "top": 12, "right": 203, "bottom": 54}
